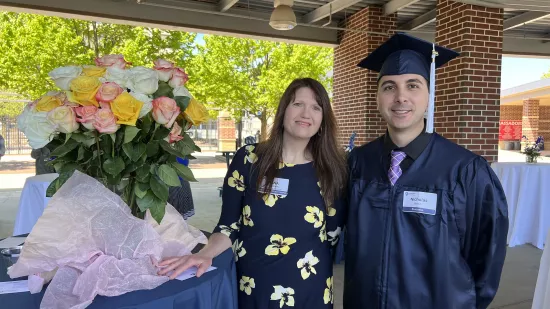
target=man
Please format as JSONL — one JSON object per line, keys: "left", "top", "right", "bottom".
{"left": 0, "top": 133, "right": 5, "bottom": 160}
{"left": 343, "top": 33, "right": 509, "bottom": 309}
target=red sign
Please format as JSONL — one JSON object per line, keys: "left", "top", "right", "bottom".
{"left": 499, "top": 120, "right": 522, "bottom": 141}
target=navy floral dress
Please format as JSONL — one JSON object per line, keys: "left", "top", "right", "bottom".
{"left": 213, "top": 144, "right": 344, "bottom": 308}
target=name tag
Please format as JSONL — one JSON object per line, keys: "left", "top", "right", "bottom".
{"left": 258, "top": 177, "right": 289, "bottom": 196}
{"left": 403, "top": 191, "right": 437, "bottom": 215}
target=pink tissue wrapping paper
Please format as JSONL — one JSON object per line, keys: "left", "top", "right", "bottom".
{"left": 7, "top": 171, "right": 208, "bottom": 309}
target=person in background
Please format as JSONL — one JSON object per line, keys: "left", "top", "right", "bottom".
{"left": 343, "top": 33, "right": 509, "bottom": 309}
{"left": 0, "top": 133, "right": 5, "bottom": 161}
{"left": 159, "top": 78, "right": 347, "bottom": 308}
{"left": 167, "top": 157, "right": 195, "bottom": 220}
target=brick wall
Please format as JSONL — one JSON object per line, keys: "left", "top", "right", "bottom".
{"left": 540, "top": 106, "right": 550, "bottom": 139}
{"left": 500, "top": 105, "right": 522, "bottom": 121}
{"left": 522, "top": 99, "right": 540, "bottom": 142}
{"left": 435, "top": 0, "right": 503, "bottom": 163}
{"left": 218, "top": 116, "right": 236, "bottom": 151}
{"left": 332, "top": 6, "right": 396, "bottom": 146}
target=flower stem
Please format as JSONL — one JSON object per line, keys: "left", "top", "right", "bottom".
{"left": 95, "top": 133, "right": 104, "bottom": 179}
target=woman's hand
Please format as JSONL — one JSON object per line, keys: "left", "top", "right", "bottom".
{"left": 158, "top": 252, "right": 214, "bottom": 280}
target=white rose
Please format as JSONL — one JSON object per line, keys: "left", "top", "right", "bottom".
{"left": 130, "top": 92, "right": 153, "bottom": 118}
{"left": 101, "top": 67, "right": 130, "bottom": 89}
{"left": 17, "top": 105, "right": 57, "bottom": 149}
{"left": 128, "top": 66, "right": 159, "bottom": 95}
{"left": 173, "top": 86, "right": 193, "bottom": 99}
{"left": 48, "top": 66, "right": 82, "bottom": 91}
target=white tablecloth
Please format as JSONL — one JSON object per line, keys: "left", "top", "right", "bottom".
{"left": 491, "top": 162, "right": 550, "bottom": 249}
{"left": 532, "top": 229, "right": 550, "bottom": 309}
{"left": 12, "top": 173, "right": 58, "bottom": 236}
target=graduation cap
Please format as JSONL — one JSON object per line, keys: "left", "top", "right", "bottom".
{"left": 357, "top": 32, "right": 460, "bottom": 133}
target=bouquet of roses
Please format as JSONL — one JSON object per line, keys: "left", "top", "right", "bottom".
{"left": 17, "top": 54, "right": 209, "bottom": 223}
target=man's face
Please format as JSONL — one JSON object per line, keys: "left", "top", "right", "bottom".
{"left": 377, "top": 73, "right": 429, "bottom": 133}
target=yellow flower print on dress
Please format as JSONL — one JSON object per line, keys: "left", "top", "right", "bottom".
{"left": 323, "top": 276, "right": 334, "bottom": 304}
{"left": 271, "top": 285, "right": 295, "bottom": 308}
{"left": 265, "top": 234, "right": 296, "bottom": 256}
{"left": 228, "top": 170, "right": 245, "bottom": 191}
{"left": 263, "top": 194, "right": 286, "bottom": 207}
{"left": 242, "top": 205, "right": 254, "bottom": 226}
{"left": 304, "top": 206, "right": 324, "bottom": 228}
{"left": 296, "top": 250, "right": 319, "bottom": 280}
{"left": 317, "top": 182, "right": 336, "bottom": 216}
{"left": 327, "top": 227, "right": 342, "bottom": 246}
{"left": 244, "top": 145, "right": 258, "bottom": 164}
{"left": 278, "top": 162, "right": 295, "bottom": 169}
{"left": 218, "top": 219, "right": 240, "bottom": 238}
{"left": 234, "top": 240, "right": 247, "bottom": 261}
{"left": 319, "top": 221, "right": 327, "bottom": 242}
{"left": 240, "top": 276, "right": 255, "bottom": 295}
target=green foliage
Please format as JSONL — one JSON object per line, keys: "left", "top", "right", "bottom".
{"left": 0, "top": 92, "right": 29, "bottom": 117}
{"left": 0, "top": 12, "right": 196, "bottom": 99}
{"left": 543, "top": 70, "right": 550, "bottom": 79}
{"left": 187, "top": 35, "right": 333, "bottom": 138}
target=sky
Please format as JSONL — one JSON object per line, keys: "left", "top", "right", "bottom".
{"left": 193, "top": 33, "right": 550, "bottom": 90}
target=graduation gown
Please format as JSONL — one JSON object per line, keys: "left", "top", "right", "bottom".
{"left": 343, "top": 133, "right": 509, "bottom": 309}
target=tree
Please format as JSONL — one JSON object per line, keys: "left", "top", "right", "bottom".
{"left": 188, "top": 35, "right": 333, "bottom": 141}
{"left": 543, "top": 70, "right": 550, "bottom": 79}
{"left": 0, "top": 12, "right": 196, "bottom": 101}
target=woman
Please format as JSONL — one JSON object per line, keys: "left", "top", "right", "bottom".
{"left": 159, "top": 78, "right": 347, "bottom": 308}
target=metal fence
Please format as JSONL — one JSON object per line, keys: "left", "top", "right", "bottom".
{"left": 187, "top": 118, "right": 218, "bottom": 151}
{"left": 0, "top": 116, "right": 31, "bottom": 155}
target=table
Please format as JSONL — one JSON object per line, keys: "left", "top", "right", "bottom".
{"left": 532, "top": 229, "right": 550, "bottom": 309}
{"left": 0, "top": 238, "right": 238, "bottom": 309}
{"left": 12, "top": 174, "right": 58, "bottom": 236}
{"left": 491, "top": 162, "right": 550, "bottom": 249}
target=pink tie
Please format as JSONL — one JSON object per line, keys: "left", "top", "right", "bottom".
{"left": 388, "top": 150, "right": 406, "bottom": 186}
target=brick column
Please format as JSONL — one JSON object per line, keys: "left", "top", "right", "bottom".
{"left": 522, "top": 99, "right": 540, "bottom": 142}
{"left": 333, "top": 6, "right": 396, "bottom": 146}
{"left": 217, "top": 111, "right": 236, "bottom": 152}
{"left": 539, "top": 106, "right": 550, "bottom": 142}
{"left": 435, "top": 0, "right": 503, "bottom": 163}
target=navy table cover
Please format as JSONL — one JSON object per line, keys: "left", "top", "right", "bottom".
{"left": 1, "top": 240, "right": 237, "bottom": 309}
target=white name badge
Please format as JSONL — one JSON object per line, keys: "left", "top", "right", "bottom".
{"left": 402, "top": 191, "right": 437, "bottom": 215}
{"left": 258, "top": 177, "right": 289, "bottom": 196}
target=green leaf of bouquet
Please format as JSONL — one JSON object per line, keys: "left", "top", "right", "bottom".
{"left": 149, "top": 202, "right": 166, "bottom": 225}
{"left": 174, "top": 139, "right": 194, "bottom": 156}
{"left": 58, "top": 162, "right": 81, "bottom": 174}
{"left": 70, "top": 133, "right": 87, "bottom": 143}
{"left": 100, "top": 135, "right": 113, "bottom": 158}
{"left": 45, "top": 171, "right": 75, "bottom": 198}
{"left": 106, "top": 173, "right": 122, "bottom": 186}
{"left": 134, "top": 181, "right": 149, "bottom": 199}
{"left": 154, "top": 126, "right": 171, "bottom": 141}
{"left": 171, "top": 162, "right": 197, "bottom": 182}
{"left": 146, "top": 141, "right": 159, "bottom": 157}
{"left": 77, "top": 146, "right": 86, "bottom": 161}
{"left": 122, "top": 142, "right": 147, "bottom": 162}
{"left": 124, "top": 126, "right": 141, "bottom": 144}
{"left": 83, "top": 136, "right": 96, "bottom": 147}
{"left": 136, "top": 164, "right": 151, "bottom": 181}
{"left": 123, "top": 162, "right": 139, "bottom": 174}
{"left": 159, "top": 140, "right": 185, "bottom": 157}
{"left": 150, "top": 175, "right": 169, "bottom": 201}
{"left": 50, "top": 139, "right": 79, "bottom": 157}
{"left": 174, "top": 96, "right": 190, "bottom": 112}
{"left": 136, "top": 190, "right": 160, "bottom": 212}
{"left": 64, "top": 133, "right": 72, "bottom": 144}
{"left": 109, "top": 133, "right": 116, "bottom": 143}
{"left": 103, "top": 157, "right": 125, "bottom": 176}
{"left": 157, "top": 164, "right": 181, "bottom": 186}
{"left": 153, "top": 81, "right": 173, "bottom": 99}
{"left": 140, "top": 114, "right": 153, "bottom": 135}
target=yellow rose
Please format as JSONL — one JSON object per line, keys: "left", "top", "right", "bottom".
{"left": 184, "top": 98, "right": 209, "bottom": 126}
{"left": 70, "top": 76, "right": 101, "bottom": 107}
{"left": 81, "top": 65, "right": 107, "bottom": 77}
{"left": 111, "top": 92, "right": 144, "bottom": 126}
{"left": 35, "top": 95, "right": 63, "bottom": 112}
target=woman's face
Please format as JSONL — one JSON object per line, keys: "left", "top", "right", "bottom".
{"left": 282, "top": 87, "right": 323, "bottom": 141}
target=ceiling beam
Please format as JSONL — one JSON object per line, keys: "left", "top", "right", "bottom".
{"left": 303, "top": 0, "right": 362, "bottom": 24}
{"left": 398, "top": 9, "right": 436, "bottom": 30}
{"left": 0, "top": 0, "right": 340, "bottom": 47}
{"left": 504, "top": 11, "right": 550, "bottom": 30}
{"left": 455, "top": 0, "right": 550, "bottom": 12}
{"left": 384, "top": 0, "right": 421, "bottom": 15}
{"left": 218, "top": 0, "right": 238, "bottom": 12}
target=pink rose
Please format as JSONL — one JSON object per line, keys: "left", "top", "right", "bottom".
{"left": 93, "top": 105, "right": 119, "bottom": 134}
{"left": 95, "top": 82, "right": 124, "bottom": 103}
{"left": 153, "top": 59, "right": 175, "bottom": 82}
{"left": 164, "top": 122, "right": 184, "bottom": 143}
{"left": 168, "top": 67, "right": 189, "bottom": 88}
{"left": 152, "top": 97, "right": 180, "bottom": 128}
{"left": 75, "top": 106, "right": 98, "bottom": 130}
{"left": 94, "top": 54, "right": 130, "bottom": 69}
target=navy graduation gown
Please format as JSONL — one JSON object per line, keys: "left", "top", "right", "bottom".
{"left": 343, "top": 133, "right": 509, "bottom": 309}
